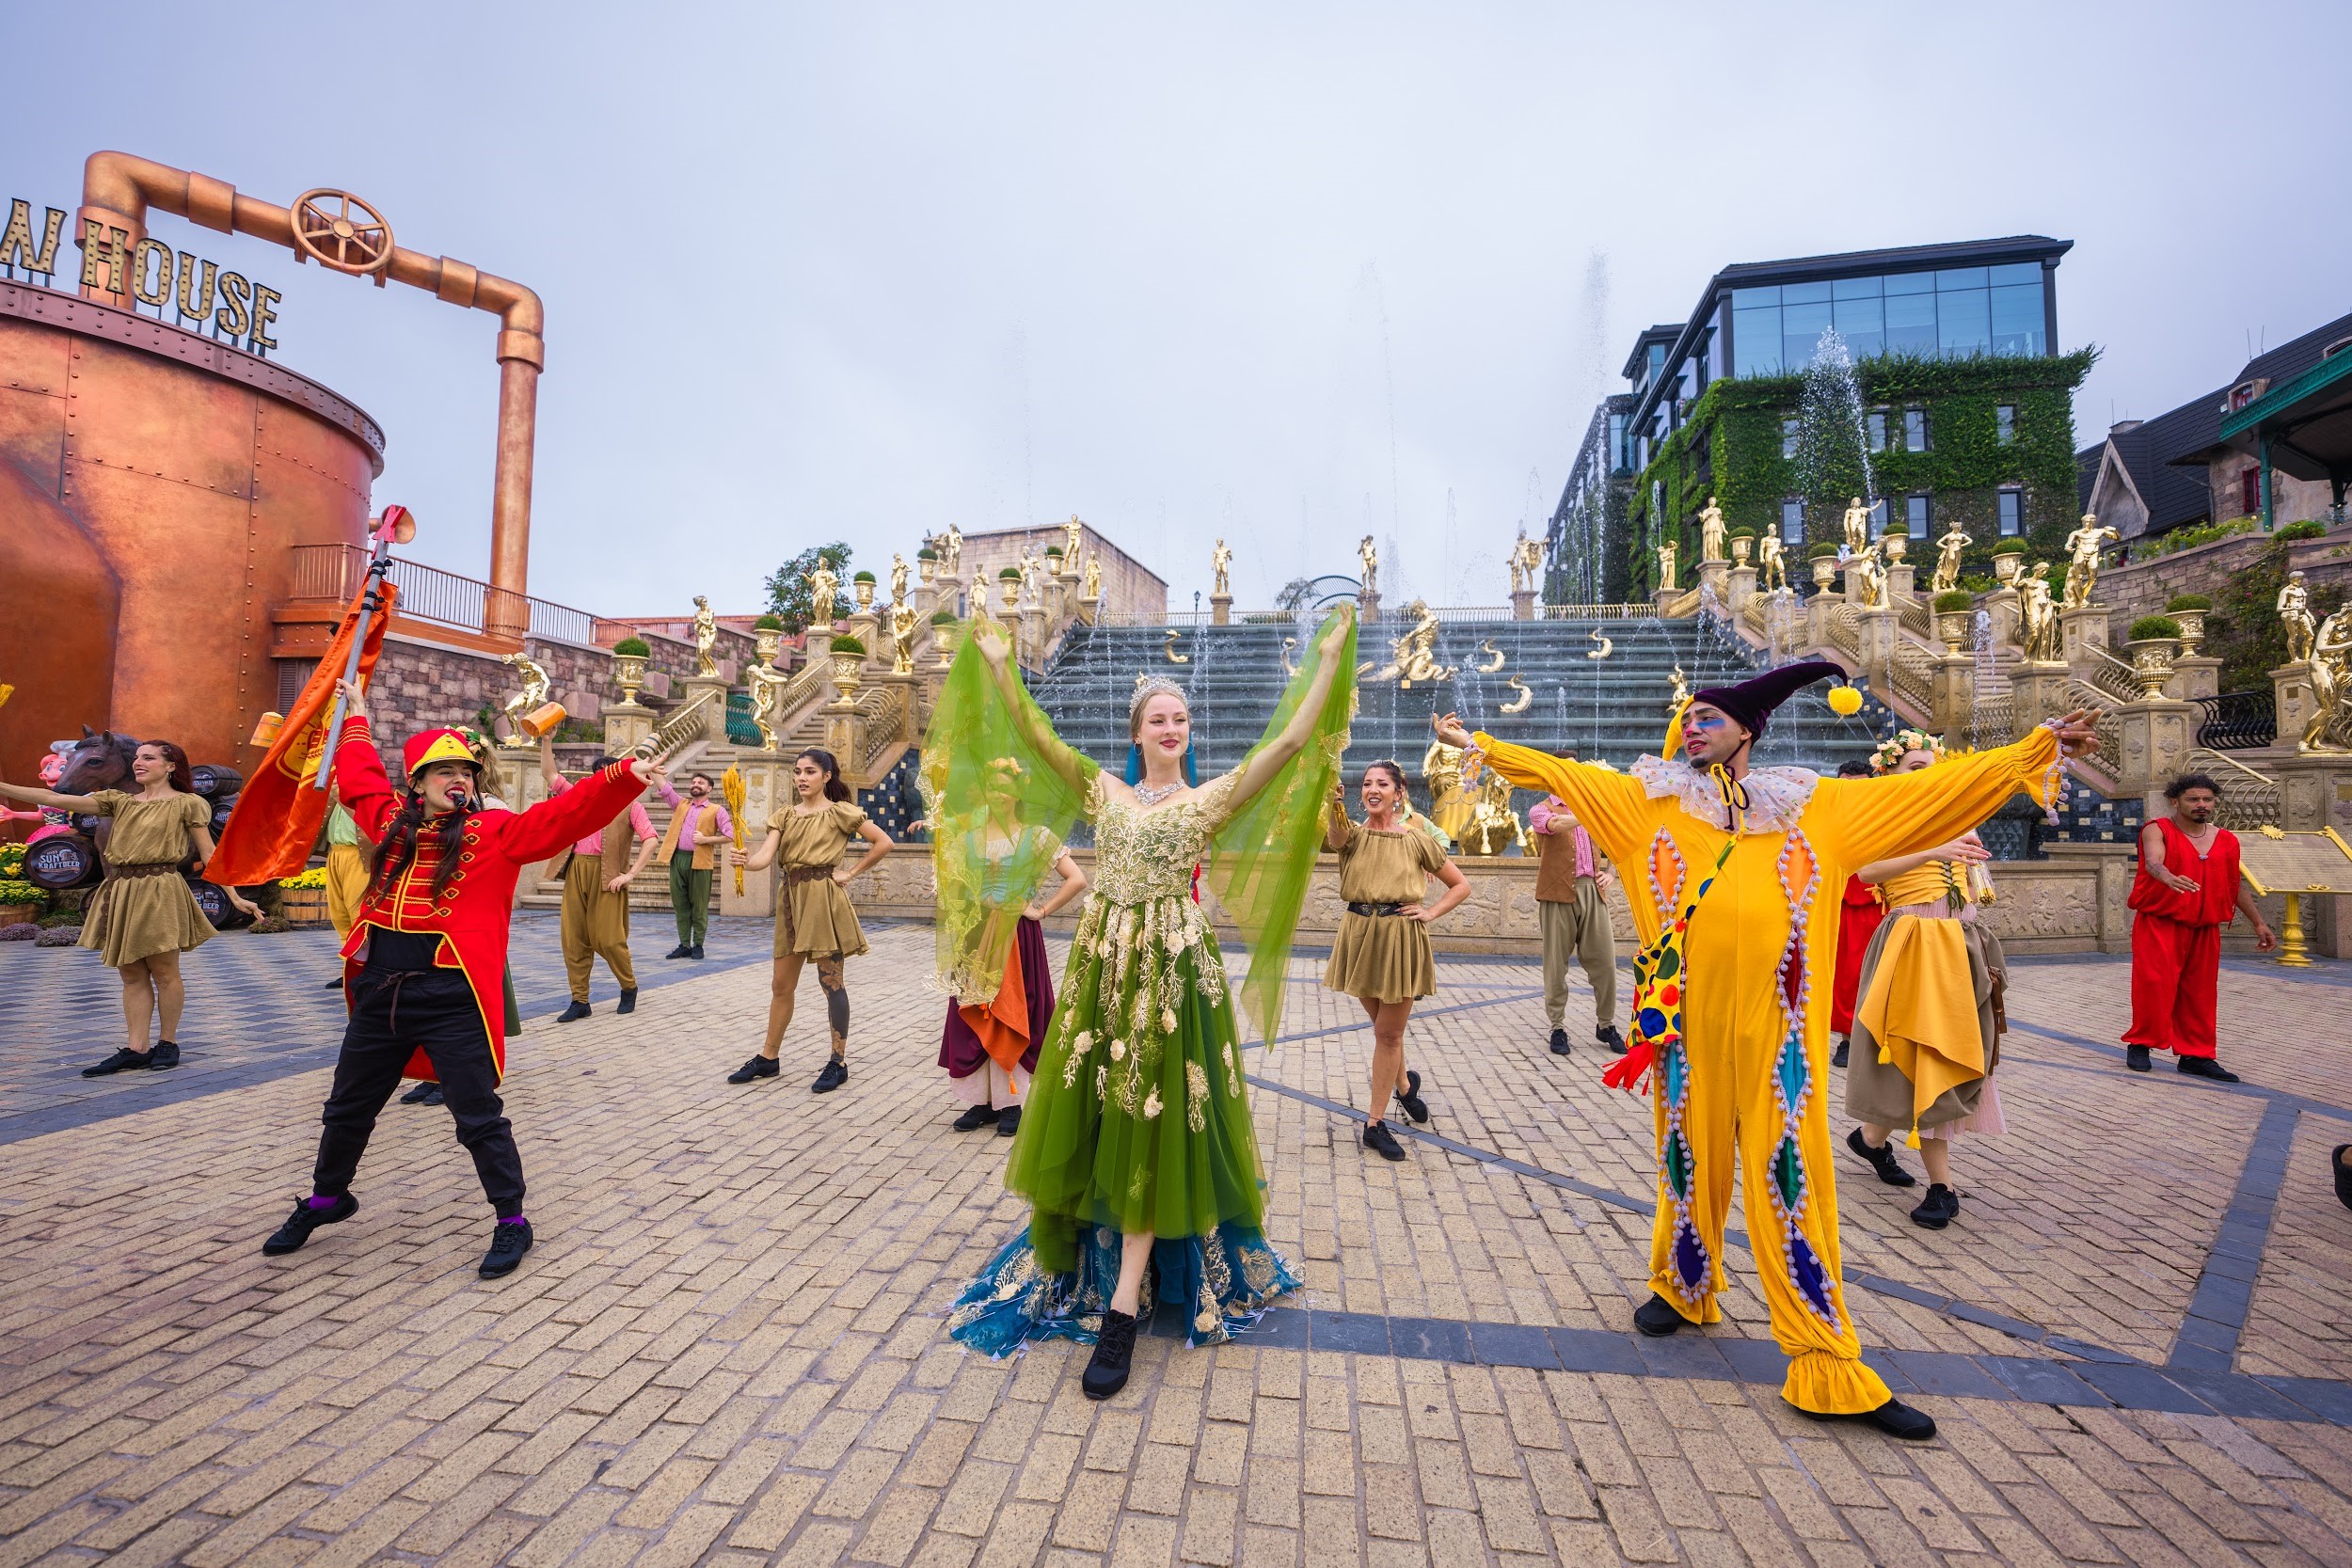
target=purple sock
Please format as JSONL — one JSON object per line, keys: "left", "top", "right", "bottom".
{"left": 499, "top": 1214, "right": 527, "bottom": 1226}
{"left": 307, "top": 1194, "right": 341, "bottom": 1210}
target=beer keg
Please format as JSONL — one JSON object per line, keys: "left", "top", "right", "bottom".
{"left": 24, "top": 833, "right": 102, "bottom": 890}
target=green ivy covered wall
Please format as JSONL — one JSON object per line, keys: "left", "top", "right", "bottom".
{"left": 1626, "top": 349, "right": 2096, "bottom": 594}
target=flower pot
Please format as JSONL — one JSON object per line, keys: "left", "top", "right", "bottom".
{"left": 917, "top": 556, "right": 935, "bottom": 584}
{"left": 1880, "top": 532, "right": 1906, "bottom": 563}
{"left": 831, "top": 654, "right": 866, "bottom": 696}
{"left": 612, "top": 653, "right": 647, "bottom": 705}
{"left": 1000, "top": 578, "right": 1022, "bottom": 612}
{"left": 2123, "top": 637, "right": 2178, "bottom": 701}
{"left": 0, "top": 901, "right": 41, "bottom": 927}
{"left": 854, "top": 579, "right": 877, "bottom": 610}
{"left": 1993, "top": 552, "right": 2023, "bottom": 584}
{"left": 1811, "top": 558, "right": 1839, "bottom": 589}
{"left": 2172, "top": 609, "right": 2206, "bottom": 655}
{"left": 1935, "top": 610, "right": 1972, "bottom": 652}
{"left": 754, "top": 629, "right": 782, "bottom": 667}
{"left": 278, "top": 888, "right": 331, "bottom": 927}
{"left": 1729, "top": 536, "right": 1753, "bottom": 566}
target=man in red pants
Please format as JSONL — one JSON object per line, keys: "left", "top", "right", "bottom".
{"left": 2125, "top": 773, "right": 2274, "bottom": 1081}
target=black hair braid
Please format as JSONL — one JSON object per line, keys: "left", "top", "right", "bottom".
{"left": 364, "top": 791, "right": 476, "bottom": 902}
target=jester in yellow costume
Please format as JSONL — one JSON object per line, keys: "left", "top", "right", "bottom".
{"left": 1438, "top": 662, "right": 2100, "bottom": 1441}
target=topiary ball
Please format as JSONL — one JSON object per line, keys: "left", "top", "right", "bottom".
{"left": 1826, "top": 685, "right": 1864, "bottom": 717}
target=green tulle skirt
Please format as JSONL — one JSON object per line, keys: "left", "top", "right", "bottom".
{"left": 1005, "top": 894, "right": 1275, "bottom": 1274}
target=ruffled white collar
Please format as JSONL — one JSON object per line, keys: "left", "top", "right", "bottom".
{"left": 1628, "top": 752, "right": 1819, "bottom": 834}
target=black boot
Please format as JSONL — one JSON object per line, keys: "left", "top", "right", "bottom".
{"left": 617, "top": 989, "right": 637, "bottom": 1016}
{"left": 1362, "top": 1120, "right": 1406, "bottom": 1161}
{"left": 812, "top": 1057, "right": 849, "bottom": 1093}
{"left": 479, "top": 1219, "right": 534, "bottom": 1279}
{"left": 689, "top": 943, "right": 706, "bottom": 959}
{"left": 2178, "top": 1054, "right": 2240, "bottom": 1083}
{"left": 1798, "top": 1397, "right": 1938, "bottom": 1442}
{"left": 556, "top": 1001, "right": 591, "bottom": 1023}
{"left": 1846, "top": 1127, "right": 1916, "bottom": 1187}
{"left": 664, "top": 944, "right": 691, "bottom": 960}
{"left": 2334, "top": 1146, "right": 2352, "bottom": 1212}
{"left": 727, "top": 1054, "right": 780, "bottom": 1085}
{"left": 1549, "top": 1027, "right": 1572, "bottom": 1056}
{"left": 1632, "top": 1294, "right": 1686, "bottom": 1338}
{"left": 951, "top": 1103, "right": 1000, "bottom": 1132}
{"left": 1393, "top": 1070, "right": 1429, "bottom": 1125}
{"left": 1595, "top": 1023, "right": 1625, "bottom": 1052}
{"left": 1082, "top": 1309, "right": 1139, "bottom": 1400}
{"left": 400, "top": 1079, "right": 437, "bottom": 1104}
{"left": 418, "top": 1084, "right": 444, "bottom": 1106}
{"left": 2125, "top": 1044, "right": 2152, "bottom": 1072}
{"left": 1832, "top": 1037, "right": 1850, "bottom": 1069}
{"left": 1910, "top": 1183, "right": 1961, "bottom": 1229}
{"left": 262, "top": 1193, "right": 358, "bottom": 1256}
{"left": 995, "top": 1105, "right": 1022, "bottom": 1138}
{"left": 81, "top": 1047, "right": 151, "bottom": 1078}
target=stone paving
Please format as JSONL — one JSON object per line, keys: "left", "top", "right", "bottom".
{"left": 2, "top": 916, "right": 2350, "bottom": 1566}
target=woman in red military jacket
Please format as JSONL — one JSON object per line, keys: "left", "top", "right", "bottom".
{"left": 262, "top": 680, "right": 663, "bottom": 1279}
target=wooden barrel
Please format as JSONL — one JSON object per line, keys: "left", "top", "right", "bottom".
{"left": 186, "top": 879, "right": 256, "bottom": 930}
{"left": 189, "top": 764, "right": 244, "bottom": 800}
{"left": 209, "top": 793, "right": 238, "bottom": 832}
{"left": 23, "top": 833, "right": 102, "bottom": 889}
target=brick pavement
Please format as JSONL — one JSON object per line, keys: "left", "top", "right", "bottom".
{"left": 2, "top": 925, "right": 2350, "bottom": 1565}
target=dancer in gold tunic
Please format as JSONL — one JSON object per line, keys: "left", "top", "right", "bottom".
{"left": 1436, "top": 669, "right": 2100, "bottom": 1439}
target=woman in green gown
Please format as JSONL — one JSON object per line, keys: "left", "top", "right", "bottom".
{"left": 936, "top": 606, "right": 1358, "bottom": 1397}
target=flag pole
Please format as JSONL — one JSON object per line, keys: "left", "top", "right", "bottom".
{"left": 313, "top": 506, "right": 412, "bottom": 793}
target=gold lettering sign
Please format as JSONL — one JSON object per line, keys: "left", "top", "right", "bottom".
{"left": 7, "top": 196, "right": 286, "bottom": 359}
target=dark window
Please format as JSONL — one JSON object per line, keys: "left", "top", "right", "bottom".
{"left": 1995, "top": 404, "right": 2015, "bottom": 444}
{"left": 1867, "top": 409, "right": 1888, "bottom": 452}
{"left": 276, "top": 658, "right": 319, "bottom": 713}
{"left": 1904, "top": 408, "right": 1928, "bottom": 451}
{"left": 1997, "top": 489, "right": 2023, "bottom": 536}
{"left": 1781, "top": 499, "right": 1805, "bottom": 543}
{"left": 2240, "top": 466, "right": 2260, "bottom": 516}
{"left": 1608, "top": 414, "right": 1629, "bottom": 472}
{"left": 1907, "top": 494, "right": 1931, "bottom": 538}
{"left": 1781, "top": 419, "right": 1800, "bottom": 459}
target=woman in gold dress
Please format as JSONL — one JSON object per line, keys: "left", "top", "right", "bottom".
{"left": 1322, "top": 760, "right": 1470, "bottom": 1160}
{"left": 724, "top": 747, "right": 892, "bottom": 1093}
{"left": 1, "top": 739, "right": 259, "bottom": 1076}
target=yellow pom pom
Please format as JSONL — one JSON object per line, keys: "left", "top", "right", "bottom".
{"left": 1827, "top": 685, "right": 1864, "bottom": 717}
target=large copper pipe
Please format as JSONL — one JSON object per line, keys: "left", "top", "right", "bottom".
{"left": 77, "top": 151, "right": 544, "bottom": 638}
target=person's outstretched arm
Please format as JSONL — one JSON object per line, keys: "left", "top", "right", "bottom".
{"left": 971, "top": 619, "right": 1094, "bottom": 802}
{"left": 1226, "top": 603, "right": 1356, "bottom": 812}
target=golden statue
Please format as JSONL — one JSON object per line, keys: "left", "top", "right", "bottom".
{"left": 2018, "top": 563, "right": 2061, "bottom": 662}
{"left": 1083, "top": 549, "right": 1102, "bottom": 599}
{"left": 2300, "top": 608, "right": 2352, "bottom": 752}
{"left": 1656, "top": 539, "right": 1678, "bottom": 594}
{"left": 1841, "top": 496, "right": 1872, "bottom": 557}
{"left": 1698, "top": 496, "right": 1727, "bottom": 562}
{"left": 1422, "top": 735, "right": 1473, "bottom": 841}
{"left": 744, "top": 659, "right": 789, "bottom": 752}
{"left": 690, "top": 594, "right": 720, "bottom": 676}
{"left": 969, "top": 563, "right": 991, "bottom": 621}
{"left": 1358, "top": 534, "right": 1379, "bottom": 596}
{"left": 1667, "top": 663, "right": 1690, "bottom": 713}
{"left": 1063, "top": 514, "right": 1084, "bottom": 563}
{"left": 803, "top": 569, "right": 839, "bottom": 631}
{"left": 1500, "top": 675, "right": 1534, "bottom": 714}
{"left": 1475, "top": 639, "right": 1505, "bottom": 673}
{"left": 1756, "top": 532, "right": 1788, "bottom": 593}
{"left": 940, "top": 523, "right": 963, "bottom": 578}
{"left": 497, "top": 650, "right": 551, "bottom": 744}
{"left": 1849, "top": 542, "right": 1886, "bottom": 609}
{"left": 1211, "top": 538, "right": 1232, "bottom": 597}
{"left": 887, "top": 601, "right": 918, "bottom": 674}
{"left": 1019, "top": 549, "right": 1047, "bottom": 604}
{"left": 1457, "top": 768, "right": 1523, "bottom": 857}
{"left": 889, "top": 553, "right": 910, "bottom": 605}
{"left": 2280, "top": 570, "right": 2316, "bottom": 664}
{"left": 1374, "top": 599, "right": 1454, "bottom": 688}
{"left": 1931, "top": 521, "right": 1973, "bottom": 594}
{"left": 1586, "top": 628, "right": 1613, "bottom": 659}
{"left": 2061, "top": 514, "right": 2119, "bottom": 609}
{"left": 1509, "top": 531, "right": 1546, "bottom": 594}
{"left": 1163, "top": 628, "right": 1189, "bottom": 664}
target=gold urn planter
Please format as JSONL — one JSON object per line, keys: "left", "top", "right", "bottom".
{"left": 1811, "top": 557, "right": 1839, "bottom": 590}
{"left": 2172, "top": 609, "right": 2207, "bottom": 654}
{"left": 1992, "top": 551, "right": 2024, "bottom": 585}
{"left": 831, "top": 653, "right": 866, "bottom": 698}
{"left": 1935, "top": 609, "right": 1973, "bottom": 652}
{"left": 612, "top": 653, "right": 647, "bottom": 705}
{"left": 916, "top": 555, "right": 936, "bottom": 584}
{"left": 853, "top": 578, "right": 877, "bottom": 610}
{"left": 1881, "top": 532, "right": 1906, "bottom": 563}
{"left": 754, "top": 629, "right": 782, "bottom": 668}
{"left": 2123, "top": 638, "right": 2178, "bottom": 700}
{"left": 1729, "top": 535, "right": 1753, "bottom": 567}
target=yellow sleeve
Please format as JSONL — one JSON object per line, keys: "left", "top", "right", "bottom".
{"left": 1471, "top": 735, "right": 1652, "bottom": 870}
{"left": 1810, "top": 726, "right": 2063, "bottom": 870}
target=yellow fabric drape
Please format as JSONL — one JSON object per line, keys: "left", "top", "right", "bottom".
{"left": 1852, "top": 915, "right": 1984, "bottom": 1133}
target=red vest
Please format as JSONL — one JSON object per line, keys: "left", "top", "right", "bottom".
{"left": 334, "top": 718, "right": 646, "bottom": 1077}
{"left": 2127, "top": 817, "right": 2241, "bottom": 927}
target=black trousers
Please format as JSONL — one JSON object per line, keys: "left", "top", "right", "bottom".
{"left": 311, "top": 966, "right": 526, "bottom": 1215}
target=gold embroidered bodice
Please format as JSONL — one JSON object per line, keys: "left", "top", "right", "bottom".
{"left": 1085, "top": 770, "right": 1242, "bottom": 907}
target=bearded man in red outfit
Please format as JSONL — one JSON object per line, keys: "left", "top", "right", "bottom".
{"left": 261, "top": 680, "right": 675, "bottom": 1278}
{"left": 2124, "top": 773, "right": 2274, "bottom": 1082}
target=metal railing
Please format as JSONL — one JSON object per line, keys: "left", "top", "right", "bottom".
{"left": 1971, "top": 695, "right": 2014, "bottom": 744}
{"left": 857, "top": 682, "right": 912, "bottom": 775}
{"left": 2186, "top": 748, "right": 2280, "bottom": 830}
{"left": 1822, "top": 603, "right": 1862, "bottom": 660}
{"left": 1897, "top": 594, "right": 1931, "bottom": 641}
{"left": 2081, "top": 645, "right": 2139, "bottom": 705}
{"left": 286, "top": 543, "right": 598, "bottom": 645}
{"left": 1536, "top": 602, "right": 1652, "bottom": 620}
{"left": 2194, "top": 689, "right": 2278, "bottom": 751}
{"left": 1888, "top": 639, "right": 1941, "bottom": 715}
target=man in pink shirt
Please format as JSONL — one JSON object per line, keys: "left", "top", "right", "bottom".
{"left": 540, "top": 740, "right": 659, "bottom": 1021}
{"left": 650, "top": 767, "right": 734, "bottom": 959}
{"left": 1528, "top": 794, "right": 1623, "bottom": 1057}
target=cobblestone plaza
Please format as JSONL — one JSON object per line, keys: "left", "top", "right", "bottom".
{"left": 2, "top": 917, "right": 2349, "bottom": 1567}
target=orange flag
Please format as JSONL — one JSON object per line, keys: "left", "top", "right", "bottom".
{"left": 207, "top": 577, "right": 398, "bottom": 885}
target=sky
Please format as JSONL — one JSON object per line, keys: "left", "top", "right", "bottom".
{"left": 10, "top": 1, "right": 2349, "bottom": 618}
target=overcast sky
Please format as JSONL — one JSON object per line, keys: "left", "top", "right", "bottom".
{"left": 13, "top": 1, "right": 2348, "bottom": 616}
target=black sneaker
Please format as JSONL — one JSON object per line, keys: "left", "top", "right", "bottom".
{"left": 1394, "top": 1070, "right": 1429, "bottom": 1125}
{"left": 400, "top": 1079, "right": 437, "bottom": 1104}
{"left": 664, "top": 945, "right": 691, "bottom": 960}
{"left": 2125, "top": 1044, "right": 2152, "bottom": 1072}
{"left": 1832, "top": 1037, "right": 1850, "bottom": 1069}
{"left": 952, "top": 1104, "right": 1001, "bottom": 1132}
{"left": 2334, "top": 1146, "right": 2352, "bottom": 1212}
{"left": 479, "top": 1219, "right": 533, "bottom": 1279}
{"left": 1798, "top": 1397, "right": 1937, "bottom": 1442}
{"left": 556, "top": 1001, "right": 591, "bottom": 1023}
{"left": 1910, "top": 1183, "right": 1961, "bottom": 1229}
{"left": 1549, "top": 1027, "right": 1572, "bottom": 1056}
{"left": 1846, "top": 1127, "right": 1917, "bottom": 1188}
{"left": 1595, "top": 1024, "right": 1625, "bottom": 1052}
{"left": 617, "top": 989, "right": 637, "bottom": 1016}
{"left": 262, "top": 1193, "right": 358, "bottom": 1256}
{"left": 1363, "top": 1120, "right": 1406, "bottom": 1162}
{"left": 727, "top": 1054, "right": 780, "bottom": 1085}
{"left": 418, "top": 1084, "right": 444, "bottom": 1106}
{"left": 2178, "top": 1055, "right": 2240, "bottom": 1083}
{"left": 324, "top": 975, "right": 344, "bottom": 989}
{"left": 149, "top": 1040, "right": 181, "bottom": 1069}
{"left": 813, "top": 1058, "right": 849, "bottom": 1094}
{"left": 81, "top": 1048, "right": 151, "bottom": 1078}
{"left": 1082, "top": 1308, "right": 1139, "bottom": 1400}
{"left": 689, "top": 944, "right": 706, "bottom": 959}
{"left": 1632, "top": 1293, "right": 1686, "bottom": 1337}
{"left": 995, "top": 1105, "right": 1022, "bottom": 1138}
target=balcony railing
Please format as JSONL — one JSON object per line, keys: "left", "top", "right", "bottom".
{"left": 287, "top": 544, "right": 599, "bottom": 646}
{"left": 2194, "top": 689, "right": 2278, "bottom": 751}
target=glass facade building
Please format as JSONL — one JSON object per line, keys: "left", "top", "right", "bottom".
{"left": 1729, "top": 262, "right": 2050, "bottom": 377}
